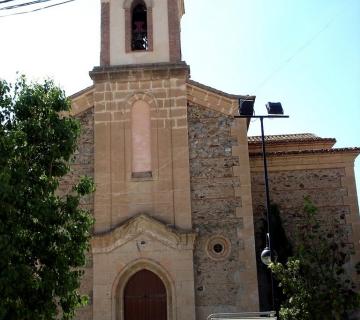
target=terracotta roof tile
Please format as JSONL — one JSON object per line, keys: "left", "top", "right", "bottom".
{"left": 248, "top": 133, "right": 336, "bottom": 144}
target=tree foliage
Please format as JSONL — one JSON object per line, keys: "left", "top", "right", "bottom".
{"left": 270, "top": 198, "right": 360, "bottom": 320}
{"left": 0, "top": 76, "right": 94, "bottom": 320}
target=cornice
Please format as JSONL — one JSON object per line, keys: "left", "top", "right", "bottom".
{"left": 69, "top": 85, "right": 94, "bottom": 116}
{"left": 89, "top": 62, "right": 190, "bottom": 82}
{"left": 188, "top": 79, "right": 254, "bottom": 101}
{"left": 187, "top": 81, "right": 248, "bottom": 117}
{"left": 249, "top": 147, "right": 360, "bottom": 158}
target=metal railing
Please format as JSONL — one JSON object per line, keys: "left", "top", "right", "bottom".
{"left": 207, "top": 312, "right": 277, "bottom": 320}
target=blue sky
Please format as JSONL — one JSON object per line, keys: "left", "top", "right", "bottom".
{"left": 0, "top": 0, "right": 359, "bottom": 200}
{"left": 183, "top": 0, "right": 360, "bottom": 200}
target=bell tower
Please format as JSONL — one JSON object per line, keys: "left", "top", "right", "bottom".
{"left": 91, "top": 0, "right": 191, "bottom": 236}
{"left": 89, "top": 2, "right": 195, "bottom": 318}
{"left": 100, "top": 0, "right": 184, "bottom": 66}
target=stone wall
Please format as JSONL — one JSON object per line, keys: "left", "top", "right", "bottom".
{"left": 188, "top": 103, "right": 258, "bottom": 319}
{"left": 250, "top": 165, "right": 356, "bottom": 310}
{"left": 58, "top": 107, "right": 94, "bottom": 320}
{"left": 252, "top": 168, "right": 349, "bottom": 237}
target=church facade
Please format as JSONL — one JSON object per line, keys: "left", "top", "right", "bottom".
{"left": 65, "top": 0, "right": 360, "bottom": 319}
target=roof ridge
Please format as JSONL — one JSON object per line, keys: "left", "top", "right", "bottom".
{"left": 249, "top": 133, "right": 317, "bottom": 139}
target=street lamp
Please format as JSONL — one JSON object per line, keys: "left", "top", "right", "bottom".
{"left": 260, "top": 233, "right": 272, "bottom": 266}
{"left": 236, "top": 99, "right": 289, "bottom": 312}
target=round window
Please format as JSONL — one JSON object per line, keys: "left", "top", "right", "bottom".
{"left": 206, "top": 235, "right": 231, "bottom": 261}
{"left": 213, "top": 243, "right": 224, "bottom": 253}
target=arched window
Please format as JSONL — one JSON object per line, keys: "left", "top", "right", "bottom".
{"left": 131, "top": 100, "right": 152, "bottom": 176}
{"left": 131, "top": 1, "right": 148, "bottom": 51}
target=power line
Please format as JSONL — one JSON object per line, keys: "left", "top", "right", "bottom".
{"left": 0, "top": 0, "right": 17, "bottom": 4}
{"left": 254, "top": 1, "right": 350, "bottom": 91}
{"left": 0, "top": 0, "right": 57, "bottom": 11}
{"left": 0, "top": 0, "right": 75, "bottom": 17}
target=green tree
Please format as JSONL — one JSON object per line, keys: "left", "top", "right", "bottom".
{"left": 0, "top": 76, "right": 94, "bottom": 320}
{"left": 270, "top": 198, "right": 360, "bottom": 320}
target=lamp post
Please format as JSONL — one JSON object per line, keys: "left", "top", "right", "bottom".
{"left": 235, "top": 100, "right": 289, "bottom": 313}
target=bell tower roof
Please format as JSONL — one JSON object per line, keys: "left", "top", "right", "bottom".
{"left": 100, "top": 0, "right": 184, "bottom": 66}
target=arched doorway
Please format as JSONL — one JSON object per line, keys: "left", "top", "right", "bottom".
{"left": 124, "top": 269, "right": 167, "bottom": 320}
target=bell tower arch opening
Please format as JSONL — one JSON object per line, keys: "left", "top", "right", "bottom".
{"left": 100, "top": 0, "right": 184, "bottom": 65}
{"left": 131, "top": 1, "right": 148, "bottom": 51}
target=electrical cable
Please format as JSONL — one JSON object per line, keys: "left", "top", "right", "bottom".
{"left": 0, "top": 0, "right": 354, "bottom": 202}
{"left": 0, "top": 0, "right": 75, "bottom": 17}
{"left": 254, "top": 2, "right": 349, "bottom": 92}
{"left": 0, "top": 0, "right": 58, "bottom": 11}
{"left": 98, "top": 3, "right": 351, "bottom": 198}
{"left": 0, "top": 0, "right": 17, "bottom": 5}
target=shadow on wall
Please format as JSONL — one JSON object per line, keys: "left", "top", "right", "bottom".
{"left": 254, "top": 203, "right": 292, "bottom": 312}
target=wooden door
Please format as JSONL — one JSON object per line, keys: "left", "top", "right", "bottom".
{"left": 124, "top": 269, "right": 167, "bottom": 320}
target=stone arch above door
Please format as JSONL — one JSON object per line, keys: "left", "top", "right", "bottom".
{"left": 91, "top": 214, "right": 196, "bottom": 320}
{"left": 113, "top": 259, "right": 175, "bottom": 320}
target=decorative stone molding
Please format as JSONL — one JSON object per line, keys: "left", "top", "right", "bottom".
{"left": 205, "top": 235, "right": 231, "bottom": 261}
{"left": 92, "top": 214, "right": 196, "bottom": 253}
{"left": 70, "top": 86, "right": 94, "bottom": 116}
{"left": 125, "top": 91, "right": 158, "bottom": 110}
{"left": 187, "top": 80, "right": 252, "bottom": 116}
{"left": 249, "top": 150, "right": 360, "bottom": 172}
{"left": 90, "top": 62, "right": 190, "bottom": 82}
{"left": 113, "top": 258, "right": 176, "bottom": 320}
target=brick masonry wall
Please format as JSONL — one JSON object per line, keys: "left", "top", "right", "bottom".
{"left": 100, "top": 2, "right": 110, "bottom": 66}
{"left": 167, "top": 0, "right": 181, "bottom": 62}
{"left": 188, "top": 103, "right": 252, "bottom": 318}
{"left": 251, "top": 166, "right": 354, "bottom": 310}
{"left": 59, "top": 107, "right": 94, "bottom": 320}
